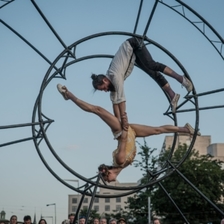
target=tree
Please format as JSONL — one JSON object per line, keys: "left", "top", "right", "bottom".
{"left": 151, "top": 144, "right": 224, "bottom": 224}
{"left": 124, "top": 141, "right": 224, "bottom": 224}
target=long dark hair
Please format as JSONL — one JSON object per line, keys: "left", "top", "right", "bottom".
{"left": 98, "top": 164, "right": 115, "bottom": 178}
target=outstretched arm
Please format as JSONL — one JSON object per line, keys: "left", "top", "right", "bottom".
{"left": 113, "top": 101, "right": 129, "bottom": 131}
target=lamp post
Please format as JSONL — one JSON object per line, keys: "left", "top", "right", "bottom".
{"left": 46, "top": 203, "right": 56, "bottom": 224}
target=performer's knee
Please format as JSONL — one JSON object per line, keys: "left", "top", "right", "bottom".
{"left": 155, "top": 74, "right": 168, "bottom": 87}
{"left": 93, "top": 105, "right": 104, "bottom": 114}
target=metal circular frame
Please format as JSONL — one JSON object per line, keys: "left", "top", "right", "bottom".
{"left": 32, "top": 31, "right": 199, "bottom": 197}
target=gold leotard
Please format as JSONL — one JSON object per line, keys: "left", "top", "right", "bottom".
{"left": 112, "top": 126, "right": 136, "bottom": 168}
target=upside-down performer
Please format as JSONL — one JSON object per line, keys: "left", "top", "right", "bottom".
{"left": 57, "top": 84, "right": 200, "bottom": 183}
{"left": 91, "top": 37, "right": 193, "bottom": 130}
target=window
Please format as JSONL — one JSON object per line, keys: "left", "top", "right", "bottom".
{"left": 72, "top": 198, "right": 77, "bottom": 203}
{"left": 116, "top": 205, "right": 121, "bottom": 211}
{"left": 105, "top": 205, "right": 110, "bottom": 211}
{"left": 83, "top": 206, "right": 88, "bottom": 210}
{"left": 94, "top": 205, "right": 99, "bottom": 211}
{"left": 94, "top": 198, "right": 99, "bottom": 203}
{"left": 83, "top": 198, "right": 88, "bottom": 203}
{"left": 105, "top": 198, "right": 110, "bottom": 203}
{"left": 72, "top": 206, "right": 77, "bottom": 212}
{"left": 116, "top": 197, "right": 121, "bottom": 203}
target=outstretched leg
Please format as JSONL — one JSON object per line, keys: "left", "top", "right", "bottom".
{"left": 127, "top": 38, "right": 193, "bottom": 92}
{"left": 57, "top": 84, "right": 122, "bottom": 134}
{"left": 127, "top": 38, "right": 193, "bottom": 113}
{"left": 130, "top": 123, "right": 200, "bottom": 137}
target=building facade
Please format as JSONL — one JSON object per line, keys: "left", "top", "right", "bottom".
{"left": 162, "top": 134, "right": 212, "bottom": 155}
{"left": 68, "top": 181, "right": 138, "bottom": 216}
{"left": 162, "top": 134, "right": 224, "bottom": 161}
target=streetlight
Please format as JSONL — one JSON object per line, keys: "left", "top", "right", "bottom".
{"left": 46, "top": 203, "right": 56, "bottom": 224}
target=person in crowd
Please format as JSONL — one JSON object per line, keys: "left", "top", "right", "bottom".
{"left": 10, "top": 215, "right": 17, "bottom": 224}
{"left": 23, "top": 215, "right": 32, "bottom": 224}
{"left": 109, "top": 218, "right": 117, "bottom": 224}
{"left": 79, "top": 217, "right": 86, "bottom": 224}
{"left": 38, "top": 219, "right": 47, "bottom": 224}
{"left": 99, "top": 218, "right": 107, "bottom": 224}
{"left": 153, "top": 217, "right": 161, "bottom": 224}
{"left": 68, "top": 213, "right": 75, "bottom": 224}
{"left": 93, "top": 218, "right": 100, "bottom": 224}
{"left": 118, "top": 218, "right": 126, "bottom": 224}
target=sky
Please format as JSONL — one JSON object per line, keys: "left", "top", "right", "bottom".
{"left": 0, "top": 0, "right": 224, "bottom": 223}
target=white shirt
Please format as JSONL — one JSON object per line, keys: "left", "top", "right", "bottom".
{"left": 106, "top": 40, "right": 136, "bottom": 104}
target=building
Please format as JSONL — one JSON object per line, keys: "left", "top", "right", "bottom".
{"left": 68, "top": 180, "right": 138, "bottom": 215}
{"left": 207, "top": 143, "right": 224, "bottom": 160}
{"left": 162, "top": 134, "right": 224, "bottom": 161}
{"left": 162, "top": 134, "right": 211, "bottom": 155}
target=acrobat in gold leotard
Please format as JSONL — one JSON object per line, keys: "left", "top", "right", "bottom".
{"left": 112, "top": 126, "right": 136, "bottom": 168}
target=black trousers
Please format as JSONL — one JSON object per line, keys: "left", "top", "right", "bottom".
{"left": 127, "top": 37, "right": 168, "bottom": 88}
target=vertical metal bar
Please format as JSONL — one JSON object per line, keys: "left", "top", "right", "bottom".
{"left": 142, "top": 0, "right": 159, "bottom": 38}
{"left": 133, "top": 0, "right": 144, "bottom": 34}
{"left": 73, "top": 191, "right": 86, "bottom": 224}
{"left": 85, "top": 174, "right": 101, "bottom": 221}
{"left": 148, "top": 197, "right": 151, "bottom": 224}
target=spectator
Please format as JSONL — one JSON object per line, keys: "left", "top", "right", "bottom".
{"left": 100, "top": 218, "right": 107, "bottom": 224}
{"left": 10, "top": 215, "right": 17, "bottom": 224}
{"left": 109, "top": 218, "right": 117, "bottom": 224}
{"left": 23, "top": 216, "right": 32, "bottom": 224}
{"left": 79, "top": 217, "right": 86, "bottom": 224}
{"left": 38, "top": 219, "right": 47, "bottom": 224}
{"left": 93, "top": 218, "right": 99, "bottom": 224}
{"left": 68, "top": 213, "right": 75, "bottom": 224}
{"left": 153, "top": 218, "right": 161, "bottom": 224}
{"left": 118, "top": 218, "right": 126, "bottom": 224}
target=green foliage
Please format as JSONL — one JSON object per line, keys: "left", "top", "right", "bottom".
{"left": 151, "top": 144, "right": 224, "bottom": 224}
